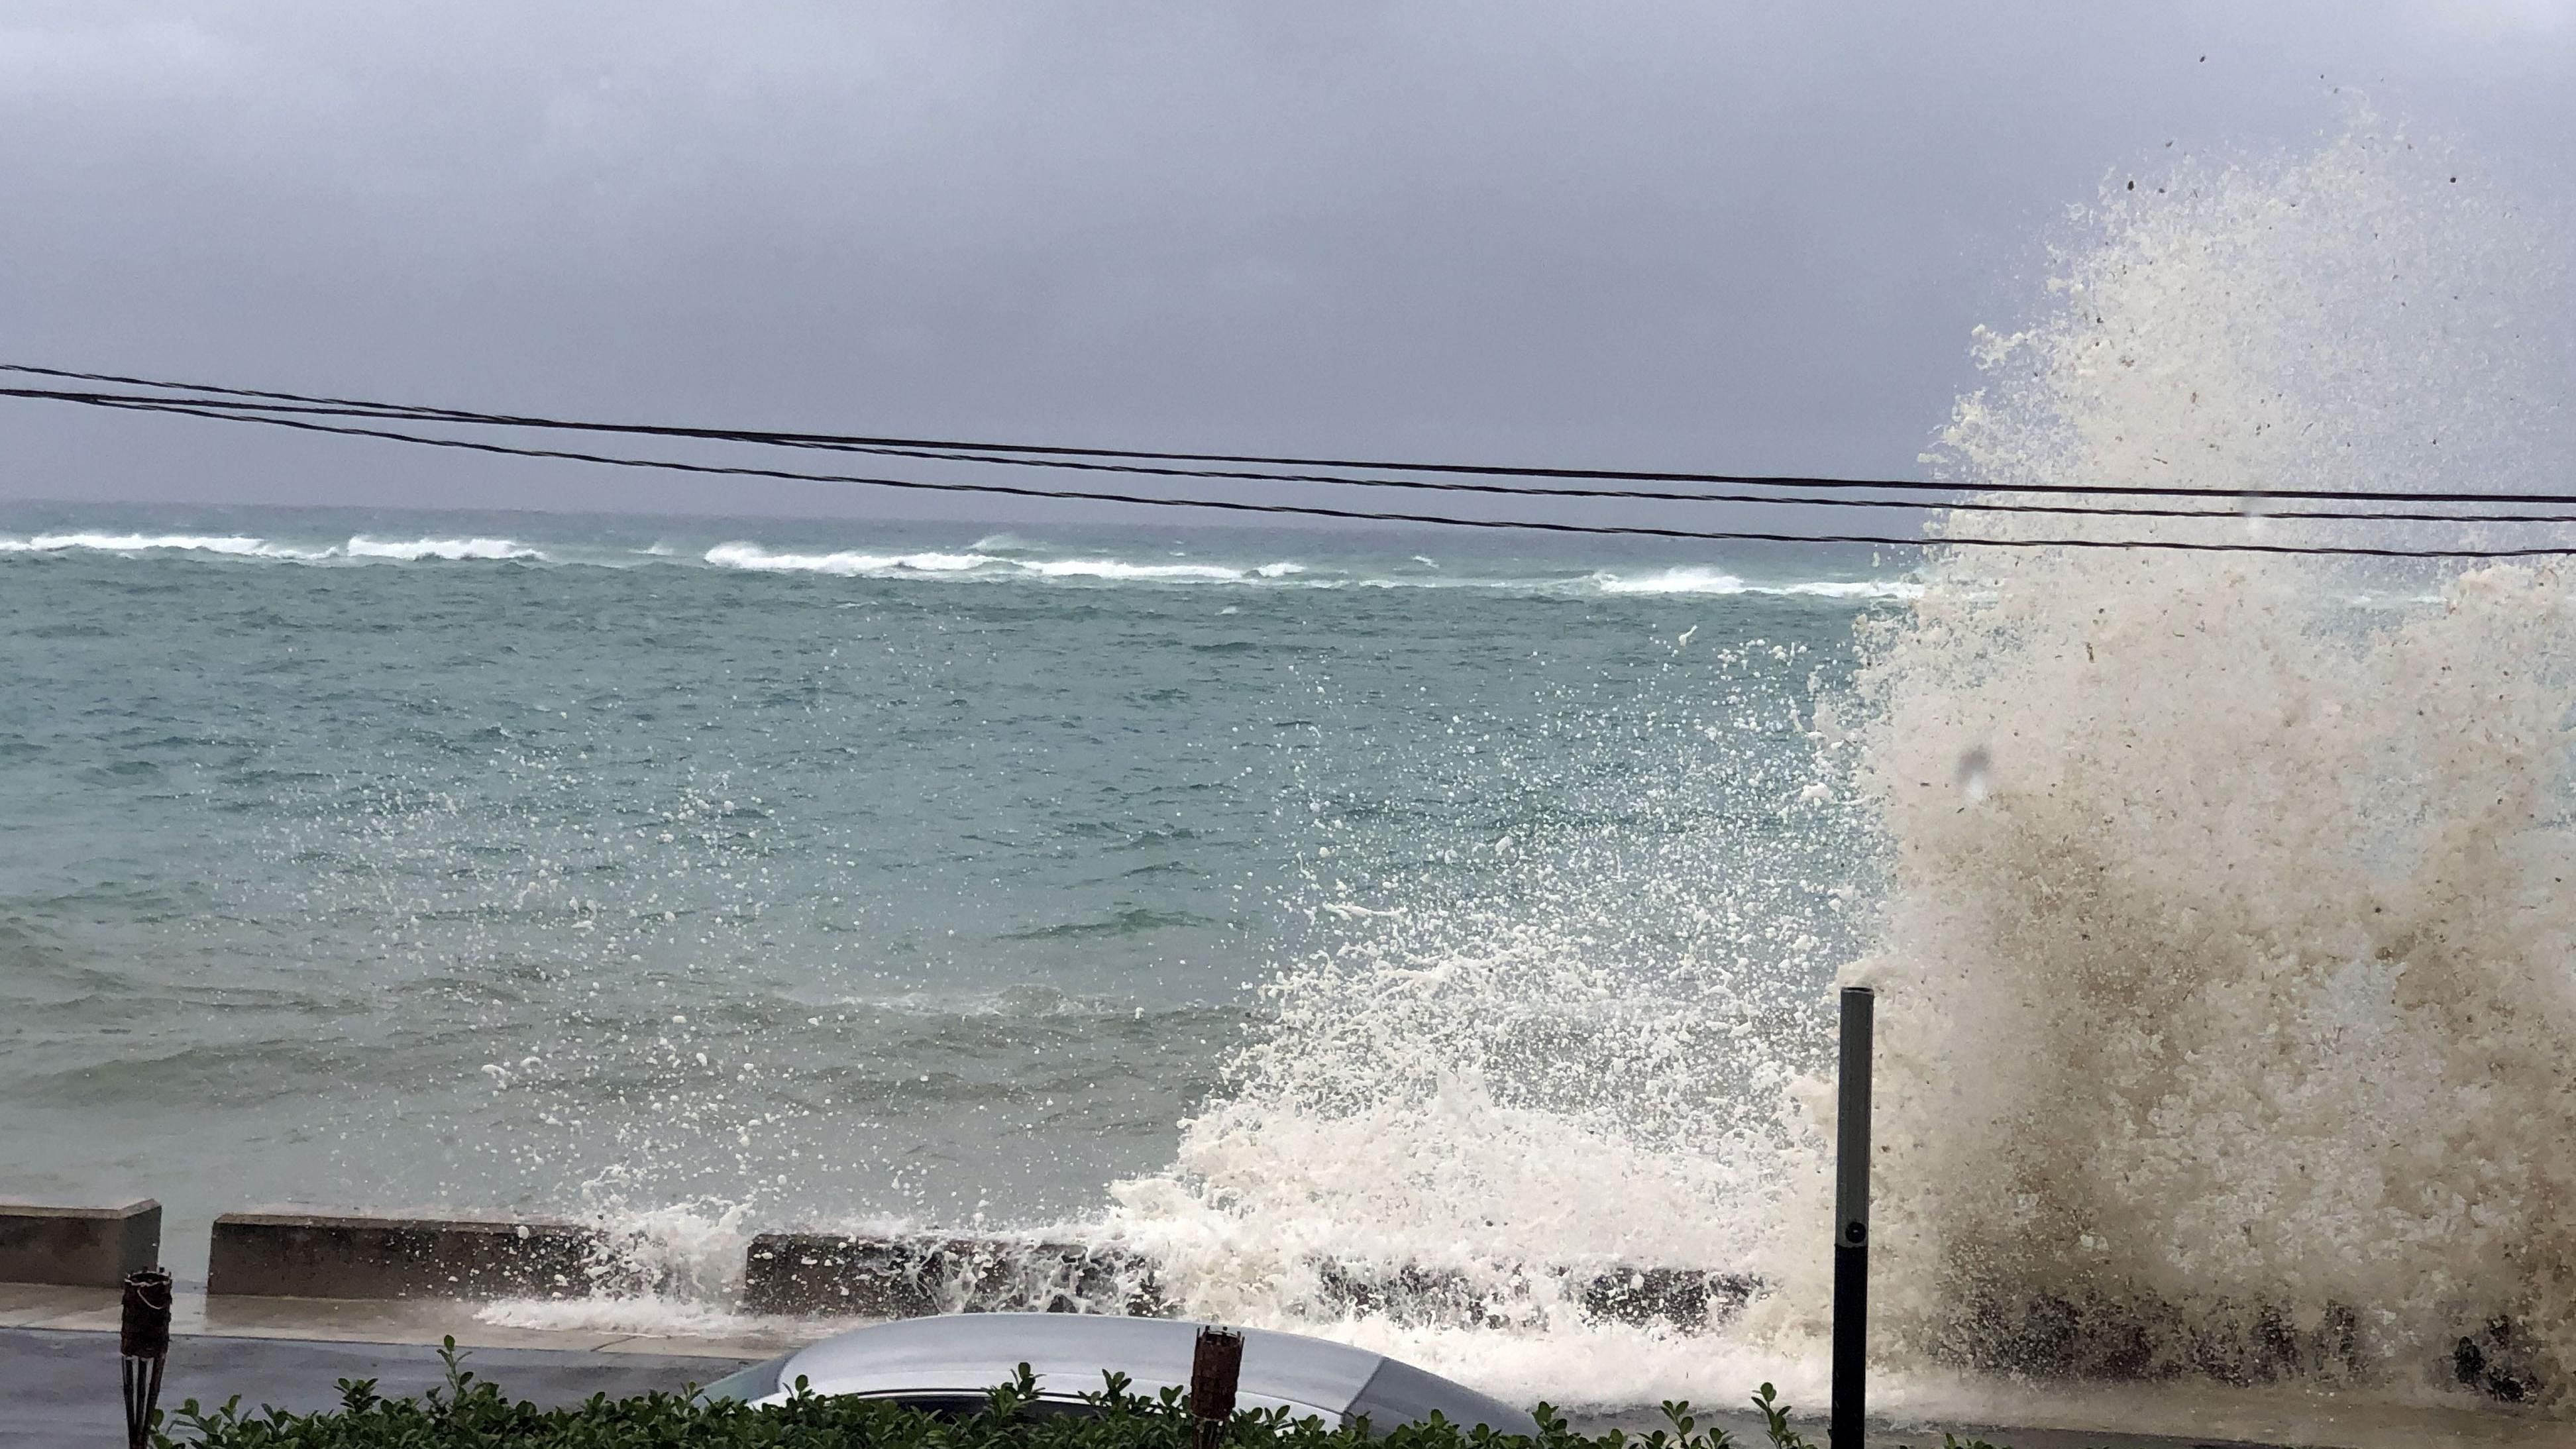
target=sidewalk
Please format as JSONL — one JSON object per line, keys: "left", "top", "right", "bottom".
{"left": 3, "top": 1284, "right": 2549, "bottom": 1449}
{"left": 3, "top": 1326, "right": 761, "bottom": 1448}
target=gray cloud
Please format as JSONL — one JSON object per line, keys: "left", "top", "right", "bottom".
{"left": 0, "top": 1, "right": 2568, "bottom": 521}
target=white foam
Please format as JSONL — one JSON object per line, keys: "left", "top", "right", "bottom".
{"left": 1019, "top": 557, "right": 1248, "bottom": 582}
{"left": 1772, "top": 578, "right": 1922, "bottom": 600}
{"left": 0, "top": 531, "right": 333, "bottom": 559}
{"left": 471, "top": 1193, "right": 783, "bottom": 1338}
{"left": 1593, "top": 567, "right": 1922, "bottom": 600}
{"left": 699, "top": 544, "right": 1291, "bottom": 584}
{"left": 1096, "top": 123, "right": 2576, "bottom": 1424}
{"left": 704, "top": 542, "right": 998, "bottom": 576}
{"left": 344, "top": 536, "right": 547, "bottom": 561}
{"left": 0, "top": 529, "right": 1928, "bottom": 602}
{"left": 0, "top": 531, "right": 556, "bottom": 563}
{"left": 1592, "top": 566, "right": 1752, "bottom": 595}
{"left": 1817, "top": 123, "right": 2576, "bottom": 1403}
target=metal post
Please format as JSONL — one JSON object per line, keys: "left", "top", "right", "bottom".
{"left": 1191, "top": 1324, "right": 1244, "bottom": 1449}
{"left": 121, "top": 1267, "right": 172, "bottom": 1449}
{"left": 1831, "top": 987, "right": 1874, "bottom": 1449}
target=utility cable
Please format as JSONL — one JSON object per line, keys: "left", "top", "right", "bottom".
{"left": 52, "top": 391, "right": 2576, "bottom": 560}
{"left": 7, "top": 360, "right": 2571, "bottom": 513}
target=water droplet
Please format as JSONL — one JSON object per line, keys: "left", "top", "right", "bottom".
{"left": 1955, "top": 747, "right": 1993, "bottom": 802}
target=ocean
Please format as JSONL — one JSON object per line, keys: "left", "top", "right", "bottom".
{"left": 0, "top": 508, "right": 1884, "bottom": 1308}
{"left": 9, "top": 128, "right": 2575, "bottom": 1435}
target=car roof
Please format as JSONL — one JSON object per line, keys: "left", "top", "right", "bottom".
{"left": 772, "top": 1313, "right": 1534, "bottom": 1433}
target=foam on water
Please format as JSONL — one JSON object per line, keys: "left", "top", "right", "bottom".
{"left": 5, "top": 526, "right": 1901, "bottom": 600}
{"left": 704, "top": 542, "right": 1002, "bottom": 574}
{"left": 345, "top": 535, "right": 547, "bottom": 562}
{"left": 0, "top": 531, "right": 545, "bottom": 562}
{"left": 1019, "top": 557, "right": 1256, "bottom": 582}
{"left": 1594, "top": 567, "right": 1923, "bottom": 600}
{"left": 0, "top": 531, "right": 336, "bottom": 559}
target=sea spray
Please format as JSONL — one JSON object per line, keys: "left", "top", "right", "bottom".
{"left": 1100, "top": 627, "right": 1862, "bottom": 1407}
{"left": 1825, "top": 123, "right": 2576, "bottom": 1398}
{"left": 1107, "top": 119, "right": 2576, "bottom": 1415}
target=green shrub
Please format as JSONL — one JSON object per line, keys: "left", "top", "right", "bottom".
{"left": 150, "top": 1336, "right": 2010, "bottom": 1449}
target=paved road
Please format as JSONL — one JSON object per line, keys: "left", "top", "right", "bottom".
{"left": 1, "top": 1326, "right": 761, "bottom": 1448}
{"left": 17, "top": 1322, "right": 2538, "bottom": 1449}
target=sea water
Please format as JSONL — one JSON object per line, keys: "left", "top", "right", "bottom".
{"left": 7, "top": 122, "right": 2575, "bottom": 1434}
{"left": 0, "top": 512, "right": 1886, "bottom": 1299}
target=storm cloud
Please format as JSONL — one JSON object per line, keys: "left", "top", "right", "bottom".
{"left": 0, "top": 1, "right": 2569, "bottom": 521}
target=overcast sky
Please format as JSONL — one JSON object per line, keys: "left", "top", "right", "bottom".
{"left": 0, "top": 1, "right": 2569, "bottom": 524}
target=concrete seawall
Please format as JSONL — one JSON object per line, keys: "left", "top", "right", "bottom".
{"left": 206, "top": 1212, "right": 608, "bottom": 1300}
{"left": 743, "top": 1230, "right": 1754, "bottom": 1330}
{"left": 0, "top": 1201, "right": 160, "bottom": 1288}
{"left": 0, "top": 1203, "right": 2526, "bottom": 1444}
{"left": 5, "top": 1203, "right": 1748, "bottom": 1332}
{"left": 743, "top": 1232, "right": 1170, "bottom": 1316}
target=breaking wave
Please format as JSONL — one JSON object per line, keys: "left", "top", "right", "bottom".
{"left": 1097, "top": 119, "right": 2576, "bottom": 1426}
{"left": 0, "top": 531, "right": 549, "bottom": 563}
{"left": 702, "top": 543, "right": 999, "bottom": 575}
{"left": 2, "top": 528, "right": 1908, "bottom": 600}
{"left": 343, "top": 535, "right": 547, "bottom": 562}
{"left": 1827, "top": 122, "right": 2576, "bottom": 1406}
{"left": 0, "top": 531, "right": 337, "bottom": 559}
{"left": 1593, "top": 566, "right": 1921, "bottom": 600}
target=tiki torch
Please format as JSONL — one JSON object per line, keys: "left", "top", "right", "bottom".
{"left": 121, "top": 1267, "right": 172, "bottom": 1449}
{"left": 1191, "top": 1324, "right": 1244, "bottom": 1449}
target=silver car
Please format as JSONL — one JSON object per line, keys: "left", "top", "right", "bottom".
{"left": 702, "top": 1313, "right": 1537, "bottom": 1434}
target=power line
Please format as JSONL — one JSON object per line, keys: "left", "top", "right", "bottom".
{"left": 7, "top": 360, "right": 2571, "bottom": 513}
{"left": 10, "top": 382, "right": 2576, "bottom": 530}
{"left": 49, "top": 391, "right": 2576, "bottom": 559}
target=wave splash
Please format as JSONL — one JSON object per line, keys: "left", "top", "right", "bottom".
{"left": 1593, "top": 566, "right": 1919, "bottom": 600}
{"left": 1099, "top": 120, "right": 2576, "bottom": 1420}
{"left": 1831, "top": 124, "right": 2576, "bottom": 1403}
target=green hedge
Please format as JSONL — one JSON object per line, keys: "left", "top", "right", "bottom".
{"left": 151, "top": 1337, "right": 2008, "bottom": 1449}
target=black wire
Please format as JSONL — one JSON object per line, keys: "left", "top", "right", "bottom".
{"left": 62, "top": 393, "right": 2576, "bottom": 559}
{"left": 12, "top": 383, "right": 2576, "bottom": 529}
{"left": 7, "top": 360, "right": 2571, "bottom": 512}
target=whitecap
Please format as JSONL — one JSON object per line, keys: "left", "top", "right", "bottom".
{"left": 703, "top": 543, "right": 997, "bottom": 575}
{"left": 1770, "top": 578, "right": 1923, "bottom": 600}
{"left": 1592, "top": 566, "right": 1917, "bottom": 599}
{"left": 0, "top": 531, "right": 333, "bottom": 560}
{"left": 1591, "top": 566, "right": 1750, "bottom": 595}
{"left": 345, "top": 535, "right": 545, "bottom": 562}
{"left": 1018, "top": 558, "right": 1246, "bottom": 582}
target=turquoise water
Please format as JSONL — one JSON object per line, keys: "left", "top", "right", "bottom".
{"left": 0, "top": 502, "right": 1890, "bottom": 1262}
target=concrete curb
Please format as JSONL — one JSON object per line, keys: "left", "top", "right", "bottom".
{"left": 744, "top": 1233, "right": 1169, "bottom": 1317}
{"left": 0, "top": 1201, "right": 162, "bottom": 1287}
{"left": 5, "top": 1199, "right": 1754, "bottom": 1335}
{"left": 739, "top": 1231, "right": 1754, "bottom": 1331}
{"left": 1312, "top": 1259, "right": 1758, "bottom": 1331}
{"left": 208, "top": 1212, "right": 608, "bottom": 1301}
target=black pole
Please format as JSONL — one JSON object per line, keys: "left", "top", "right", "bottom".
{"left": 1190, "top": 1324, "right": 1244, "bottom": 1449}
{"left": 1831, "top": 987, "right": 1874, "bottom": 1449}
{"left": 121, "top": 1267, "right": 172, "bottom": 1449}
